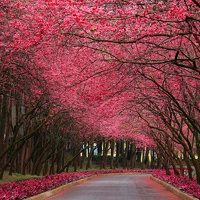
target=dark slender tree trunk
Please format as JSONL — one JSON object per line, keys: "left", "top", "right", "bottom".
{"left": 184, "top": 150, "right": 193, "bottom": 180}
{"left": 170, "top": 158, "right": 180, "bottom": 175}
{"left": 163, "top": 157, "right": 171, "bottom": 175}
{"left": 86, "top": 143, "right": 95, "bottom": 170}
{"left": 151, "top": 151, "right": 155, "bottom": 168}
{"left": 100, "top": 141, "right": 109, "bottom": 169}
{"left": 110, "top": 140, "right": 115, "bottom": 169}
{"left": 122, "top": 141, "right": 128, "bottom": 169}
{"left": 115, "top": 140, "right": 121, "bottom": 168}
{"left": 0, "top": 94, "right": 9, "bottom": 153}
{"left": 130, "top": 144, "right": 136, "bottom": 169}
{"left": 156, "top": 151, "right": 162, "bottom": 169}
{"left": 50, "top": 155, "right": 55, "bottom": 174}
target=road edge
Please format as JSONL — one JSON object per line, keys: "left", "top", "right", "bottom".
{"left": 150, "top": 176, "right": 198, "bottom": 200}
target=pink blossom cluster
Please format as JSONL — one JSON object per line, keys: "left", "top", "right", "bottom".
{"left": 0, "top": 169, "right": 153, "bottom": 200}
{"left": 152, "top": 170, "right": 200, "bottom": 199}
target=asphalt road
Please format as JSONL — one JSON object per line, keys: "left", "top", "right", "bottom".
{"left": 46, "top": 174, "right": 181, "bottom": 200}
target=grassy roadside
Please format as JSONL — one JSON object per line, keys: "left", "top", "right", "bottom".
{"left": 0, "top": 171, "right": 41, "bottom": 185}
{"left": 0, "top": 162, "right": 102, "bottom": 185}
{"left": 0, "top": 159, "right": 129, "bottom": 186}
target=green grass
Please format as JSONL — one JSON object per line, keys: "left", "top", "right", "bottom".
{"left": 0, "top": 172, "right": 41, "bottom": 185}
{"left": 0, "top": 162, "right": 99, "bottom": 185}
{"left": 0, "top": 159, "right": 125, "bottom": 185}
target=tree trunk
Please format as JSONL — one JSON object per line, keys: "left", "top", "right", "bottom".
{"left": 156, "top": 151, "right": 162, "bottom": 169}
{"left": 163, "top": 157, "right": 171, "bottom": 175}
{"left": 110, "top": 140, "right": 115, "bottom": 169}
{"left": 115, "top": 140, "right": 121, "bottom": 168}
{"left": 100, "top": 141, "right": 109, "bottom": 169}
{"left": 50, "top": 155, "right": 56, "bottom": 174}
{"left": 144, "top": 148, "right": 149, "bottom": 169}
{"left": 80, "top": 149, "right": 86, "bottom": 169}
{"left": 183, "top": 150, "right": 193, "bottom": 180}
{"left": 0, "top": 94, "right": 9, "bottom": 175}
{"left": 0, "top": 94, "right": 9, "bottom": 153}
{"left": 122, "top": 141, "right": 128, "bottom": 169}
{"left": 176, "top": 156, "right": 184, "bottom": 176}
{"left": 141, "top": 150, "right": 145, "bottom": 169}
{"left": 130, "top": 144, "right": 136, "bottom": 169}
{"left": 151, "top": 151, "right": 155, "bottom": 169}
{"left": 170, "top": 158, "right": 180, "bottom": 175}
{"left": 86, "top": 143, "right": 95, "bottom": 170}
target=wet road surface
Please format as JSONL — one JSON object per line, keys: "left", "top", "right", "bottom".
{"left": 47, "top": 174, "right": 181, "bottom": 200}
